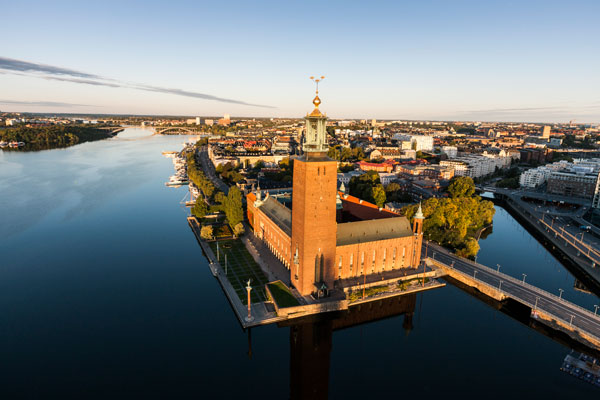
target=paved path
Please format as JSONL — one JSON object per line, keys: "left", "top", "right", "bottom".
{"left": 424, "top": 242, "right": 600, "bottom": 347}
{"left": 198, "top": 145, "right": 229, "bottom": 194}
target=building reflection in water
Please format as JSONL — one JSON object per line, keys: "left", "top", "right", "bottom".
{"left": 287, "top": 294, "right": 417, "bottom": 400}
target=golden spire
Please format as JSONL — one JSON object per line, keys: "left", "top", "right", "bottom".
{"left": 308, "top": 76, "right": 325, "bottom": 117}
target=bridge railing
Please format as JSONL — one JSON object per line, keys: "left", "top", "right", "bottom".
{"left": 426, "top": 241, "right": 600, "bottom": 323}
{"left": 429, "top": 254, "right": 600, "bottom": 345}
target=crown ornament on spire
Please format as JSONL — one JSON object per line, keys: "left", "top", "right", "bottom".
{"left": 308, "top": 75, "right": 325, "bottom": 117}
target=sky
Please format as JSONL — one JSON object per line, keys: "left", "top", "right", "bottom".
{"left": 1, "top": 0, "right": 599, "bottom": 123}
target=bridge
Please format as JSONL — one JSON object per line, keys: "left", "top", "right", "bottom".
{"left": 424, "top": 242, "right": 600, "bottom": 351}
{"left": 97, "top": 126, "right": 125, "bottom": 135}
{"left": 479, "top": 186, "right": 591, "bottom": 207}
{"left": 152, "top": 126, "right": 209, "bottom": 135}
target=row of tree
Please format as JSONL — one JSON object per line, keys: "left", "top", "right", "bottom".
{"left": 0, "top": 125, "right": 114, "bottom": 150}
{"left": 327, "top": 145, "right": 366, "bottom": 162}
{"left": 186, "top": 153, "right": 215, "bottom": 199}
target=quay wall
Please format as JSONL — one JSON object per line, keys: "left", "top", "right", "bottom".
{"left": 536, "top": 310, "right": 600, "bottom": 350}
{"left": 432, "top": 261, "right": 507, "bottom": 302}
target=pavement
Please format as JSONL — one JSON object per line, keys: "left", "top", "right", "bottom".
{"left": 425, "top": 242, "right": 600, "bottom": 346}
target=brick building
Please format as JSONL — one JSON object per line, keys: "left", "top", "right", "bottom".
{"left": 247, "top": 93, "right": 424, "bottom": 297}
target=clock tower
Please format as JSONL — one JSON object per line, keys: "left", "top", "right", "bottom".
{"left": 291, "top": 77, "right": 337, "bottom": 297}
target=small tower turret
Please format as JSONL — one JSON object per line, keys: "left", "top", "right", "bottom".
{"left": 413, "top": 202, "right": 424, "bottom": 235}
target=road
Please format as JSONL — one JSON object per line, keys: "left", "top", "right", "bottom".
{"left": 198, "top": 145, "right": 229, "bottom": 194}
{"left": 423, "top": 242, "right": 600, "bottom": 345}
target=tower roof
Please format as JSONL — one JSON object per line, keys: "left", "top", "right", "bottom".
{"left": 414, "top": 202, "right": 424, "bottom": 220}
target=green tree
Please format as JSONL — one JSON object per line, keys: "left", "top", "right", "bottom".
{"left": 191, "top": 198, "right": 208, "bottom": 218}
{"left": 447, "top": 176, "right": 475, "bottom": 198}
{"left": 224, "top": 186, "right": 244, "bottom": 229}
{"left": 233, "top": 222, "right": 245, "bottom": 237}
{"left": 200, "top": 225, "right": 214, "bottom": 240}
{"left": 371, "top": 185, "right": 387, "bottom": 208}
{"left": 456, "top": 238, "right": 480, "bottom": 259}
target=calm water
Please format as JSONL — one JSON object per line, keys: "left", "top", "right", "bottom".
{"left": 1, "top": 128, "right": 599, "bottom": 399}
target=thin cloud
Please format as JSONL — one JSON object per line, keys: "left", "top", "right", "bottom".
{"left": 0, "top": 57, "right": 102, "bottom": 79}
{"left": 0, "top": 99, "right": 99, "bottom": 107}
{"left": 0, "top": 56, "right": 274, "bottom": 108}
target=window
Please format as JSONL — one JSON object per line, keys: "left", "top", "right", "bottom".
{"left": 350, "top": 253, "right": 353, "bottom": 274}
{"left": 361, "top": 252, "right": 365, "bottom": 274}
{"left": 338, "top": 256, "right": 342, "bottom": 278}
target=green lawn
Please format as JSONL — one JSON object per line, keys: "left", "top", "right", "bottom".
{"left": 209, "top": 239, "right": 268, "bottom": 304}
{"left": 267, "top": 281, "right": 300, "bottom": 308}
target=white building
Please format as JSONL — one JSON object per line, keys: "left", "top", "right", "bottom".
{"left": 441, "top": 146, "right": 457, "bottom": 158}
{"left": 520, "top": 158, "right": 600, "bottom": 190}
{"left": 519, "top": 167, "right": 552, "bottom": 188}
{"left": 337, "top": 170, "right": 365, "bottom": 185}
{"left": 378, "top": 172, "right": 398, "bottom": 186}
{"left": 393, "top": 134, "right": 434, "bottom": 151}
{"left": 440, "top": 153, "right": 512, "bottom": 179}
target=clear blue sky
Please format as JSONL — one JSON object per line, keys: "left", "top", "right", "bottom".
{"left": 1, "top": 0, "right": 599, "bottom": 123}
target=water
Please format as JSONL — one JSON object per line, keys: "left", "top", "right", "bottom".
{"left": 0, "top": 128, "right": 598, "bottom": 398}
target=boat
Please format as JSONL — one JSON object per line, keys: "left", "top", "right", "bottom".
{"left": 165, "top": 175, "right": 189, "bottom": 187}
{"left": 561, "top": 351, "right": 600, "bottom": 388}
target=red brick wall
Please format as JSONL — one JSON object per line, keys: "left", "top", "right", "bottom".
{"left": 334, "top": 235, "right": 419, "bottom": 280}
{"left": 291, "top": 157, "right": 338, "bottom": 295}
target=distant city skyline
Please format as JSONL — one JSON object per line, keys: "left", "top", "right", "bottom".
{"left": 2, "top": 0, "right": 599, "bottom": 123}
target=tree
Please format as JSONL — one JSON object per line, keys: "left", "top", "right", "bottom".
{"left": 447, "top": 176, "right": 475, "bottom": 198}
{"left": 385, "top": 182, "right": 401, "bottom": 193}
{"left": 200, "top": 225, "right": 214, "bottom": 240}
{"left": 371, "top": 185, "right": 387, "bottom": 208}
{"left": 224, "top": 186, "right": 244, "bottom": 229}
{"left": 456, "top": 238, "right": 480, "bottom": 259}
{"left": 349, "top": 171, "right": 383, "bottom": 204}
{"left": 191, "top": 197, "right": 208, "bottom": 218}
{"left": 233, "top": 222, "right": 245, "bottom": 237}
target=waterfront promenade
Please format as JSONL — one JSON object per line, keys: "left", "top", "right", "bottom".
{"left": 424, "top": 242, "right": 600, "bottom": 350}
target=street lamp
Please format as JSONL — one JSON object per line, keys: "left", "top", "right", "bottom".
{"left": 594, "top": 305, "right": 599, "bottom": 316}
{"left": 558, "top": 288, "right": 564, "bottom": 300}
{"left": 473, "top": 270, "right": 478, "bottom": 279}
{"left": 245, "top": 279, "right": 254, "bottom": 322}
{"left": 499, "top": 280, "right": 503, "bottom": 291}
{"left": 534, "top": 296, "right": 540, "bottom": 310}
{"left": 496, "top": 264, "right": 501, "bottom": 273}
{"left": 569, "top": 315, "right": 574, "bottom": 327}
{"left": 522, "top": 273, "right": 527, "bottom": 283}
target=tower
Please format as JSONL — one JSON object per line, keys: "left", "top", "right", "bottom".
{"left": 412, "top": 203, "right": 425, "bottom": 267}
{"left": 291, "top": 77, "right": 337, "bottom": 296}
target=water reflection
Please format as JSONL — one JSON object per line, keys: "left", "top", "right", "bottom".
{"left": 283, "top": 295, "right": 416, "bottom": 399}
